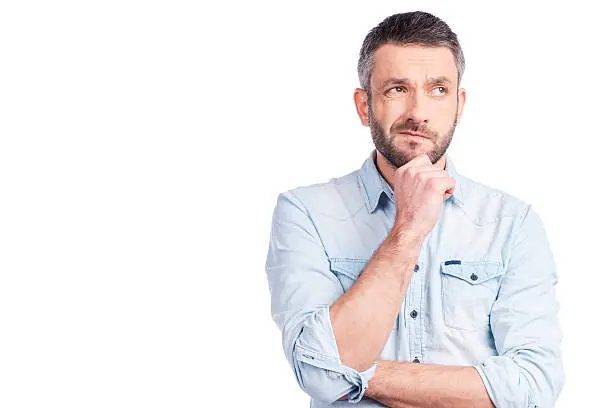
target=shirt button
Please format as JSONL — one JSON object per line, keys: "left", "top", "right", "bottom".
{"left": 412, "top": 358, "right": 420, "bottom": 363}
{"left": 410, "top": 310, "right": 418, "bottom": 319}
{"left": 414, "top": 264, "right": 420, "bottom": 272}
{"left": 470, "top": 273, "right": 478, "bottom": 281}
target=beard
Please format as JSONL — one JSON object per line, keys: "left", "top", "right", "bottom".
{"left": 369, "top": 103, "right": 458, "bottom": 169}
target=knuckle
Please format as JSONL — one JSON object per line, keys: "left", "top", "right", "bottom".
{"left": 425, "top": 178, "right": 437, "bottom": 189}
{"left": 430, "top": 178, "right": 445, "bottom": 190}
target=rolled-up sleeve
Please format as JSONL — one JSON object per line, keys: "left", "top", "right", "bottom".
{"left": 265, "top": 191, "right": 376, "bottom": 404}
{"left": 473, "top": 205, "right": 565, "bottom": 408}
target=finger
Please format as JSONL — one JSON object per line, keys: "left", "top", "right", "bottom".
{"left": 431, "top": 177, "right": 456, "bottom": 195}
{"left": 403, "top": 153, "right": 433, "bottom": 168}
{"left": 415, "top": 168, "right": 449, "bottom": 177}
{"left": 412, "top": 168, "right": 451, "bottom": 181}
{"left": 401, "top": 164, "right": 448, "bottom": 179}
{"left": 443, "top": 186, "right": 455, "bottom": 201}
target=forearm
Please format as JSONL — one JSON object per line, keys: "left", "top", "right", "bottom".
{"left": 365, "top": 361, "right": 494, "bottom": 408}
{"left": 330, "top": 226, "right": 423, "bottom": 372}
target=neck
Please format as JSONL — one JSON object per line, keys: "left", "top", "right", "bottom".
{"left": 375, "top": 150, "right": 447, "bottom": 191}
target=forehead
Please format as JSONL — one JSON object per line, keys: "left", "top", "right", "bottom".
{"left": 371, "top": 44, "right": 458, "bottom": 86}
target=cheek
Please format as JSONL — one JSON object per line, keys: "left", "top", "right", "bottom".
{"left": 375, "top": 99, "right": 406, "bottom": 128}
{"left": 430, "top": 101, "right": 457, "bottom": 126}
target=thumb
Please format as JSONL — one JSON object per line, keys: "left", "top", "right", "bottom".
{"left": 441, "top": 178, "right": 456, "bottom": 201}
{"left": 443, "top": 187, "right": 454, "bottom": 201}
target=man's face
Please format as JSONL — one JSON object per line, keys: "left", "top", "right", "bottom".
{"left": 365, "top": 44, "right": 465, "bottom": 168}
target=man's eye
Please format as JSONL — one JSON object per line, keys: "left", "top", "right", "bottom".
{"left": 387, "top": 86, "right": 406, "bottom": 94}
{"left": 431, "top": 86, "right": 448, "bottom": 96}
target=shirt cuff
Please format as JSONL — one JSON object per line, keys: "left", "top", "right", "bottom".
{"left": 472, "top": 363, "right": 496, "bottom": 406}
{"left": 293, "top": 306, "right": 378, "bottom": 403}
{"left": 346, "top": 362, "right": 377, "bottom": 403}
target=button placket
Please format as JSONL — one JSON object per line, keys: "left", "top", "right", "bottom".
{"left": 406, "top": 259, "right": 425, "bottom": 365}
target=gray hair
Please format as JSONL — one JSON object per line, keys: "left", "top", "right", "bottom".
{"left": 358, "top": 11, "right": 465, "bottom": 96}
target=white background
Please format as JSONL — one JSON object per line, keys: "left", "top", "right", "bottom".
{"left": 0, "top": 1, "right": 609, "bottom": 407}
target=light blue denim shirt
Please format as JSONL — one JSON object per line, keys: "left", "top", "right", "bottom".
{"left": 265, "top": 149, "right": 564, "bottom": 407}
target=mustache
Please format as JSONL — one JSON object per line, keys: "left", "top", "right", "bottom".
{"left": 391, "top": 121, "right": 436, "bottom": 138}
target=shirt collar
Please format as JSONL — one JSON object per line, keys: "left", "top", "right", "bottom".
{"left": 357, "top": 149, "right": 465, "bottom": 214}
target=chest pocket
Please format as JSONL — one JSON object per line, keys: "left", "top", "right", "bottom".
{"left": 330, "top": 258, "right": 399, "bottom": 331}
{"left": 440, "top": 260, "right": 503, "bottom": 331}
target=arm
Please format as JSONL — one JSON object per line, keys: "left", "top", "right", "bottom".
{"left": 471, "top": 206, "right": 565, "bottom": 407}
{"left": 266, "top": 191, "right": 424, "bottom": 403}
{"left": 331, "top": 154, "right": 455, "bottom": 373}
{"left": 330, "top": 223, "right": 422, "bottom": 372}
{"left": 362, "top": 206, "right": 564, "bottom": 408}
{"left": 364, "top": 361, "right": 494, "bottom": 408}
{"left": 266, "top": 191, "right": 381, "bottom": 404}
{"left": 266, "top": 155, "right": 454, "bottom": 403}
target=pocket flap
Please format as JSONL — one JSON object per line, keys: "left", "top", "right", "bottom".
{"left": 440, "top": 260, "right": 502, "bottom": 284}
{"left": 329, "top": 258, "right": 369, "bottom": 279}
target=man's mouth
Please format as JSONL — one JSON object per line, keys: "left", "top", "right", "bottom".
{"left": 397, "top": 130, "right": 430, "bottom": 139}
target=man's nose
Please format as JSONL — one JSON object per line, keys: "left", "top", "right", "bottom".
{"left": 404, "top": 92, "right": 429, "bottom": 124}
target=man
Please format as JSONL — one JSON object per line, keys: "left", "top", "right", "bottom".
{"left": 265, "top": 11, "right": 564, "bottom": 408}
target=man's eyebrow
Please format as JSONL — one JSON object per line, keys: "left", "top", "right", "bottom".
{"left": 426, "top": 76, "right": 452, "bottom": 85}
{"left": 378, "top": 77, "right": 412, "bottom": 89}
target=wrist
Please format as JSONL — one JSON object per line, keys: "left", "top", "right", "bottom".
{"left": 364, "top": 360, "right": 391, "bottom": 399}
{"left": 380, "top": 226, "right": 424, "bottom": 279}
{"left": 388, "top": 223, "right": 426, "bottom": 249}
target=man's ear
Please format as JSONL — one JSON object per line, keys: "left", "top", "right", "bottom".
{"left": 353, "top": 88, "right": 370, "bottom": 126}
{"left": 456, "top": 87, "right": 466, "bottom": 125}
